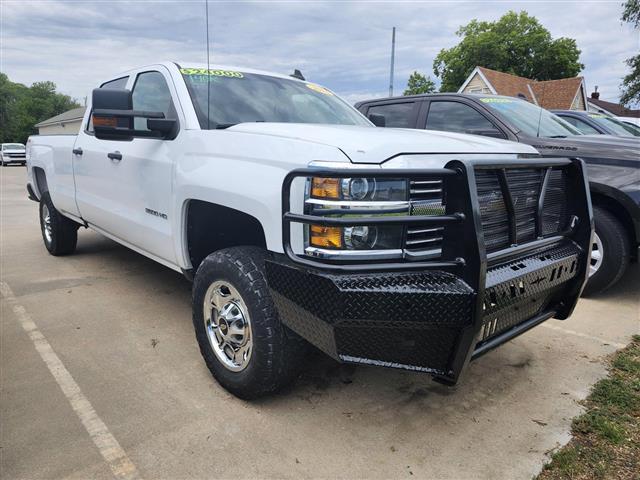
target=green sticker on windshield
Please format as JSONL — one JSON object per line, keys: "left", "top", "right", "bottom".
{"left": 480, "top": 97, "right": 513, "bottom": 103}
{"left": 588, "top": 114, "right": 606, "bottom": 118}
{"left": 180, "top": 68, "right": 244, "bottom": 78}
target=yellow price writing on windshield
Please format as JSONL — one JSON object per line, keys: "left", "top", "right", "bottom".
{"left": 180, "top": 68, "right": 244, "bottom": 78}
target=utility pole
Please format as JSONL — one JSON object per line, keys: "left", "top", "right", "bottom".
{"left": 389, "top": 27, "right": 396, "bottom": 97}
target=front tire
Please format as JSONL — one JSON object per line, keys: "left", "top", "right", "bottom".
{"left": 582, "top": 206, "right": 630, "bottom": 296}
{"left": 192, "top": 247, "right": 307, "bottom": 399}
{"left": 39, "top": 192, "right": 79, "bottom": 256}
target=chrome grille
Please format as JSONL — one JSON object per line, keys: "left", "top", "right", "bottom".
{"left": 406, "top": 180, "right": 445, "bottom": 257}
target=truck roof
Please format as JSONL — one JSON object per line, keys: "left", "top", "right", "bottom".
{"left": 111, "top": 61, "right": 307, "bottom": 84}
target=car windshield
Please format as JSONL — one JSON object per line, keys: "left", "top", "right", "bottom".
{"left": 2, "top": 143, "right": 24, "bottom": 150}
{"left": 588, "top": 114, "right": 640, "bottom": 137}
{"left": 180, "top": 68, "right": 370, "bottom": 129}
{"left": 479, "top": 97, "right": 581, "bottom": 138}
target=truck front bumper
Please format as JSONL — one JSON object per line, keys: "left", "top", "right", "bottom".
{"left": 268, "top": 158, "right": 592, "bottom": 385}
{"left": 267, "top": 240, "right": 583, "bottom": 382}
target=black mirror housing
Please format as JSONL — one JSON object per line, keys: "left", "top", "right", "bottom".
{"left": 92, "top": 88, "right": 177, "bottom": 140}
{"left": 368, "top": 113, "right": 386, "bottom": 127}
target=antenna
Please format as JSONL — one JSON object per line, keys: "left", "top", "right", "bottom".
{"left": 205, "top": 0, "right": 211, "bottom": 130}
{"left": 389, "top": 27, "right": 396, "bottom": 97}
{"left": 535, "top": 81, "right": 546, "bottom": 138}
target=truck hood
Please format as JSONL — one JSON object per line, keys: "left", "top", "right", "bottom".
{"left": 228, "top": 123, "right": 536, "bottom": 163}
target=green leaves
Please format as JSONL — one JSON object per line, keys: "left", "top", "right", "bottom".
{"left": 620, "top": 1, "right": 640, "bottom": 106}
{"left": 0, "top": 73, "right": 80, "bottom": 144}
{"left": 433, "top": 11, "right": 584, "bottom": 92}
{"left": 403, "top": 71, "right": 436, "bottom": 96}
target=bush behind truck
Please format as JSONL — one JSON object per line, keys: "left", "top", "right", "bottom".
{"left": 27, "top": 62, "right": 592, "bottom": 398}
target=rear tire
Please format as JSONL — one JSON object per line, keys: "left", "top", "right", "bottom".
{"left": 582, "top": 206, "right": 630, "bottom": 296}
{"left": 192, "top": 246, "right": 307, "bottom": 399}
{"left": 39, "top": 192, "right": 79, "bottom": 256}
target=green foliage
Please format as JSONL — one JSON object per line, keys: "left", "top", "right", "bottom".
{"left": 0, "top": 73, "right": 80, "bottom": 144}
{"left": 620, "top": 1, "right": 640, "bottom": 106}
{"left": 433, "top": 11, "right": 584, "bottom": 92}
{"left": 403, "top": 71, "right": 436, "bottom": 96}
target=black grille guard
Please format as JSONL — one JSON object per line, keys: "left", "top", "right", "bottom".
{"left": 267, "top": 157, "right": 593, "bottom": 385}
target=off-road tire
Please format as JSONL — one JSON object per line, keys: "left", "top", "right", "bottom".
{"left": 192, "top": 246, "right": 307, "bottom": 399}
{"left": 39, "top": 192, "right": 79, "bottom": 256}
{"left": 582, "top": 206, "right": 630, "bottom": 296}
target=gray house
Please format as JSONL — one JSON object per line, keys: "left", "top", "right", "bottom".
{"left": 35, "top": 107, "right": 86, "bottom": 135}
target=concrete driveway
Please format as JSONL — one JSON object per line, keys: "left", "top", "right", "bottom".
{"left": 1, "top": 165, "right": 638, "bottom": 479}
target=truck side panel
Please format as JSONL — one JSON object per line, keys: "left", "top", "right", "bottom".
{"left": 27, "top": 135, "right": 80, "bottom": 218}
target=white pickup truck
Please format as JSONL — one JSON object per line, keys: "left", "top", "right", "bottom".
{"left": 27, "top": 62, "right": 593, "bottom": 399}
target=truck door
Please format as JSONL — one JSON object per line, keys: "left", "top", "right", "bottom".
{"left": 73, "top": 68, "right": 181, "bottom": 266}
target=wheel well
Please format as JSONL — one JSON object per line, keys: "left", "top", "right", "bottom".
{"left": 186, "top": 200, "right": 267, "bottom": 271}
{"left": 33, "top": 167, "right": 48, "bottom": 196}
{"left": 591, "top": 191, "right": 637, "bottom": 258}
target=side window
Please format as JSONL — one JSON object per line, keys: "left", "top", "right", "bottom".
{"left": 367, "top": 102, "right": 416, "bottom": 128}
{"left": 131, "top": 71, "right": 175, "bottom": 131}
{"left": 426, "top": 101, "right": 504, "bottom": 137}
{"left": 560, "top": 116, "right": 600, "bottom": 135}
{"left": 86, "top": 76, "right": 129, "bottom": 132}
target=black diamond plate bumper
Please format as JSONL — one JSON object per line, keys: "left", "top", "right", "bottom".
{"left": 270, "top": 158, "right": 593, "bottom": 384}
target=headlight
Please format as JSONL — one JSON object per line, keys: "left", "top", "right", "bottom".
{"left": 305, "top": 176, "right": 408, "bottom": 259}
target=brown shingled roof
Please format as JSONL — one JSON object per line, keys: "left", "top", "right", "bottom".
{"left": 475, "top": 67, "right": 584, "bottom": 110}
{"left": 477, "top": 67, "right": 535, "bottom": 102}
{"left": 588, "top": 97, "right": 640, "bottom": 118}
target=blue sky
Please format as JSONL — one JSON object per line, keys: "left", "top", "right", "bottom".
{"left": 1, "top": 0, "right": 638, "bottom": 106}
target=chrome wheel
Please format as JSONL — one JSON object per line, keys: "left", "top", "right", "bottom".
{"left": 203, "top": 281, "right": 252, "bottom": 372}
{"left": 589, "top": 232, "right": 603, "bottom": 277}
{"left": 42, "top": 204, "right": 53, "bottom": 243}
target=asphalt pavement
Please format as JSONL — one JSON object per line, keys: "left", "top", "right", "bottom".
{"left": 1, "top": 165, "right": 638, "bottom": 479}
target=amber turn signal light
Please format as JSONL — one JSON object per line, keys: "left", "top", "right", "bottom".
{"left": 311, "top": 177, "right": 340, "bottom": 199}
{"left": 309, "top": 225, "right": 343, "bottom": 248}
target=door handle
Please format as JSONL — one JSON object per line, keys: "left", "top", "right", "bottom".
{"left": 107, "top": 151, "right": 122, "bottom": 162}
{"left": 72, "top": 147, "right": 83, "bottom": 155}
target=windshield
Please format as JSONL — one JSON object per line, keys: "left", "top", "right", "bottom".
{"left": 588, "top": 114, "right": 640, "bottom": 137}
{"left": 180, "top": 68, "right": 370, "bottom": 129}
{"left": 479, "top": 97, "right": 581, "bottom": 138}
{"left": 2, "top": 143, "right": 24, "bottom": 150}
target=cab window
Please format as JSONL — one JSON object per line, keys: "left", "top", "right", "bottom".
{"left": 366, "top": 102, "right": 416, "bottom": 128}
{"left": 131, "top": 71, "right": 176, "bottom": 131}
{"left": 426, "top": 101, "right": 504, "bottom": 138}
{"left": 560, "top": 116, "right": 600, "bottom": 135}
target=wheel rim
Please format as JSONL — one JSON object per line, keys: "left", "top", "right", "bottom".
{"left": 589, "top": 232, "right": 604, "bottom": 277}
{"left": 203, "top": 281, "right": 252, "bottom": 372}
{"left": 42, "top": 204, "right": 53, "bottom": 243}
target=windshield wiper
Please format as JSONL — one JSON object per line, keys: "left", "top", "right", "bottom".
{"left": 546, "top": 135, "right": 568, "bottom": 138}
{"left": 215, "top": 123, "right": 237, "bottom": 129}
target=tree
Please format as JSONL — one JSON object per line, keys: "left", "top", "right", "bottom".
{"left": 0, "top": 73, "right": 80, "bottom": 144}
{"left": 620, "top": 0, "right": 640, "bottom": 106}
{"left": 403, "top": 71, "right": 436, "bottom": 95}
{"left": 433, "top": 11, "right": 584, "bottom": 92}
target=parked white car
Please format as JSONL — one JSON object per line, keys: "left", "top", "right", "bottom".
{"left": 1, "top": 143, "right": 26, "bottom": 165}
{"left": 26, "top": 62, "right": 592, "bottom": 398}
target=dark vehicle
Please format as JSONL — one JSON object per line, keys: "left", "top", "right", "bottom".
{"left": 552, "top": 110, "right": 640, "bottom": 137}
{"left": 356, "top": 94, "right": 640, "bottom": 295}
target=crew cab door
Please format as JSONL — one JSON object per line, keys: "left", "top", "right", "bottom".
{"left": 73, "top": 68, "right": 181, "bottom": 265}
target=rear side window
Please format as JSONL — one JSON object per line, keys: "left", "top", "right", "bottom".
{"left": 560, "top": 116, "right": 599, "bottom": 135}
{"left": 131, "top": 71, "right": 176, "bottom": 131}
{"left": 87, "top": 76, "right": 130, "bottom": 132}
{"left": 426, "top": 101, "right": 503, "bottom": 137}
{"left": 367, "top": 102, "right": 416, "bottom": 128}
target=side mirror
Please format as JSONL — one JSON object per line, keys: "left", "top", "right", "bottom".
{"left": 368, "top": 113, "right": 386, "bottom": 127}
{"left": 91, "top": 88, "right": 177, "bottom": 140}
